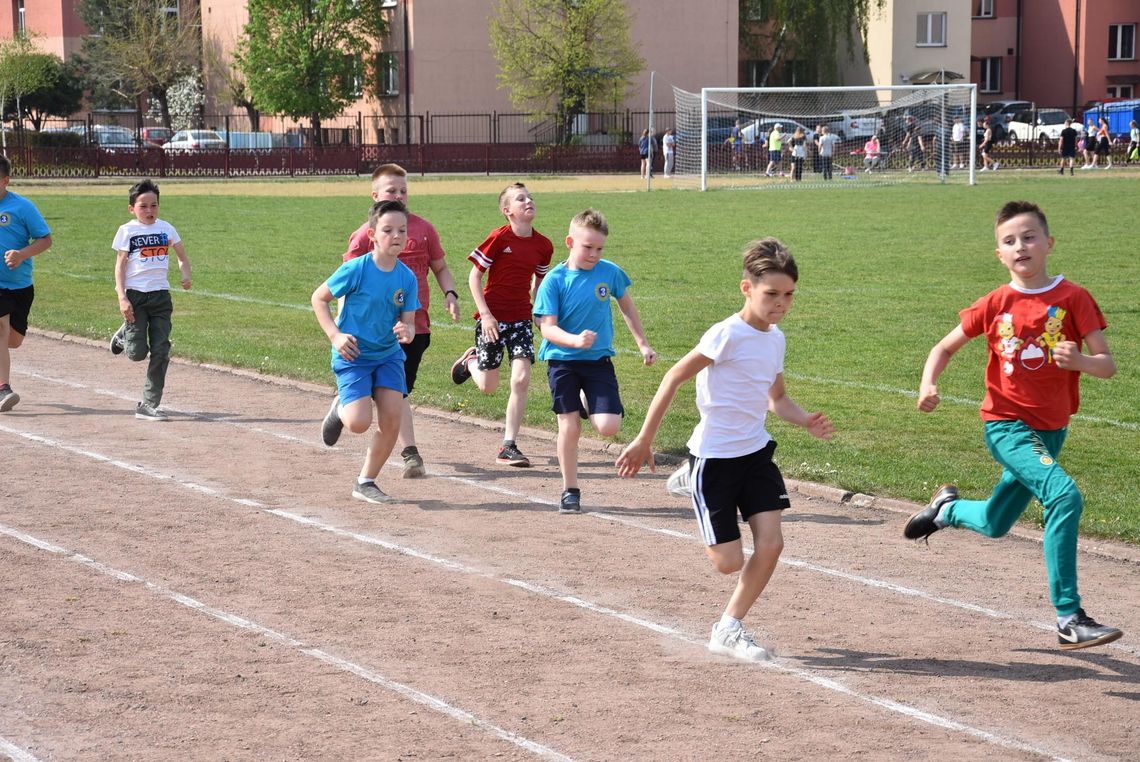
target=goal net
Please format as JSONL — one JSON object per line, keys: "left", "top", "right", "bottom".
{"left": 670, "top": 84, "right": 977, "bottom": 190}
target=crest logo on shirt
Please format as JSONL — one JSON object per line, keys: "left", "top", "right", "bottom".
{"left": 0, "top": 213, "right": 10, "bottom": 227}
{"left": 392, "top": 288, "right": 406, "bottom": 308}
{"left": 594, "top": 283, "right": 609, "bottom": 301}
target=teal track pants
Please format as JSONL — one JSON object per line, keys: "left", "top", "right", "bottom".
{"left": 942, "top": 420, "right": 1082, "bottom": 617}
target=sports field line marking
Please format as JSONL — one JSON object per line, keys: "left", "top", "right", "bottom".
{"left": 0, "top": 520, "right": 573, "bottom": 762}
{"left": 0, "top": 736, "right": 41, "bottom": 762}
{"left": 15, "top": 367, "right": 1138, "bottom": 660}
{"left": 0, "top": 424, "right": 1079, "bottom": 760}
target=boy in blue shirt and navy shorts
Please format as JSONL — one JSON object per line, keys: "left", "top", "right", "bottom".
{"left": 312, "top": 200, "right": 419, "bottom": 504}
{"left": 534, "top": 209, "right": 657, "bottom": 513}
{"left": 0, "top": 154, "right": 53, "bottom": 412}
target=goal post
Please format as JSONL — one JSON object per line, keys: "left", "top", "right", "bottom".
{"left": 672, "top": 83, "right": 978, "bottom": 190}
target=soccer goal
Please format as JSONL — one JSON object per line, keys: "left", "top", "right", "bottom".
{"left": 671, "top": 84, "right": 977, "bottom": 190}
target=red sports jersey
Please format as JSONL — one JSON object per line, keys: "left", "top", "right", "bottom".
{"left": 467, "top": 224, "right": 554, "bottom": 323}
{"left": 342, "top": 212, "right": 445, "bottom": 334}
{"left": 959, "top": 277, "right": 1106, "bottom": 430}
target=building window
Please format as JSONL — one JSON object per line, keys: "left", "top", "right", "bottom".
{"left": 1108, "top": 24, "right": 1136, "bottom": 61}
{"left": 343, "top": 56, "right": 364, "bottom": 98}
{"left": 917, "top": 12, "right": 947, "bottom": 47}
{"left": 377, "top": 52, "right": 399, "bottom": 97}
{"left": 1107, "top": 85, "right": 1134, "bottom": 99}
{"left": 743, "top": 1, "right": 766, "bottom": 21}
{"left": 744, "top": 60, "right": 770, "bottom": 87}
{"left": 16, "top": 0, "right": 26, "bottom": 35}
{"left": 973, "top": 0, "right": 994, "bottom": 19}
{"left": 980, "top": 57, "right": 1001, "bottom": 93}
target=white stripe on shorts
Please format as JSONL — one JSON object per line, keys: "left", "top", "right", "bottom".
{"left": 690, "top": 457, "right": 717, "bottom": 545}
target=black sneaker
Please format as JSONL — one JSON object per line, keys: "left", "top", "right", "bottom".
{"left": 451, "top": 346, "right": 477, "bottom": 385}
{"left": 903, "top": 484, "right": 958, "bottom": 542}
{"left": 321, "top": 396, "right": 344, "bottom": 447}
{"left": 496, "top": 442, "right": 530, "bottom": 467}
{"left": 109, "top": 324, "right": 126, "bottom": 355}
{"left": 1058, "top": 609, "right": 1123, "bottom": 651}
{"left": 559, "top": 488, "right": 581, "bottom": 514}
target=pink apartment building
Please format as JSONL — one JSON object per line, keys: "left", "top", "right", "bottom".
{"left": 971, "top": 0, "right": 1139, "bottom": 111}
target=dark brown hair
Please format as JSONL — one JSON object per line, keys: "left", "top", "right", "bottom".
{"left": 743, "top": 237, "right": 798, "bottom": 283}
{"left": 995, "top": 201, "right": 1048, "bottom": 236}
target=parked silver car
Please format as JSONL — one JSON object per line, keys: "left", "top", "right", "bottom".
{"left": 1006, "top": 109, "right": 1072, "bottom": 142}
{"left": 163, "top": 129, "right": 227, "bottom": 152}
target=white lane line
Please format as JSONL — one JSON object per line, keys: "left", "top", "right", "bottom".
{"left": 13, "top": 369, "right": 1137, "bottom": 658}
{"left": 0, "top": 521, "right": 573, "bottom": 762}
{"left": 0, "top": 736, "right": 41, "bottom": 762}
{"left": 0, "top": 423, "right": 1078, "bottom": 760}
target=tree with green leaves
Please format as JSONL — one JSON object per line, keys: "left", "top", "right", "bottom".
{"left": 236, "top": 0, "right": 390, "bottom": 146}
{"left": 740, "top": 0, "right": 886, "bottom": 86}
{"left": 3, "top": 56, "right": 84, "bottom": 131}
{"left": 75, "top": 0, "right": 201, "bottom": 127}
{"left": 0, "top": 35, "right": 56, "bottom": 149}
{"left": 489, "top": 0, "right": 644, "bottom": 145}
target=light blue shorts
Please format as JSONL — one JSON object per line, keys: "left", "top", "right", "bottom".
{"left": 332, "top": 352, "right": 407, "bottom": 405}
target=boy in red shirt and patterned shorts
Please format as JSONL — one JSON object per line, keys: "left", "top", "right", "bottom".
{"left": 906, "top": 201, "right": 1122, "bottom": 651}
{"left": 451, "top": 183, "right": 553, "bottom": 467}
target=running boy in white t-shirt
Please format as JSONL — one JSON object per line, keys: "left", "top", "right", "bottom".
{"left": 616, "top": 238, "right": 834, "bottom": 662}
{"left": 109, "top": 179, "right": 191, "bottom": 421}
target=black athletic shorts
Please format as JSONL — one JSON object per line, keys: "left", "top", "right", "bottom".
{"left": 689, "top": 440, "right": 790, "bottom": 546}
{"left": 0, "top": 285, "right": 34, "bottom": 336}
{"left": 401, "top": 332, "right": 431, "bottom": 392}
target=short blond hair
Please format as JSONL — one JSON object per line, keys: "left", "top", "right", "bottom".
{"left": 371, "top": 163, "right": 407, "bottom": 181}
{"left": 569, "top": 208, "right": 608, "bottom": 236}
{"left": 499, "top": 181, "right": 528, "bottom": 209}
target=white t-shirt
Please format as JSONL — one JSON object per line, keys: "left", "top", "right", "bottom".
{"left": 112, "top": 218, "right": 182, "bottom": 293}
{"left": 952, "top": 122, "right": 966, "bottom": 142}
{"left": 687, "top": 314, "right": 785, "bottom": 459}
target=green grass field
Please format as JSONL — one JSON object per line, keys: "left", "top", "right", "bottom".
{"left": 22, "top": 173, "right": 1140, "bottom": 543}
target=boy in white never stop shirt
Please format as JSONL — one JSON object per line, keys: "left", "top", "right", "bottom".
{"left": 109, "top": 179, "right": 191, "bottom": 421}
{"left": 616, "top": 238, "right": 834, "bottom": 662}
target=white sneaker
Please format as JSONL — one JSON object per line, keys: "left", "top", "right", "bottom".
{"left": 665, "top": 460, "right": 692, "bottom": 498}
{"left": 708, "top": 623, "right": 771, "bottom": 662}
{"left": 992, "top": 161, "right": 1000, "bottom": 170}
{"left": 978, "top": 167, "right": 988, "bottom": 172}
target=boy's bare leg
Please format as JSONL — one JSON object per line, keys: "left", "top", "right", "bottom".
{"left": 708, "top": 511, "right": 784, "bottom": 620}
{"left": 503, "top": 357, "right": 531, "bottom": 442}
{"left": 555, "top": 412, "right": 581, "bottom": 488}
{"left": 339, "top": 395, "right": 375, "bottom": 435}
{"left": 588, "top": 413, "right": 621, "bottom": 438}
{"left": 0, "top": 317, "right": 12, "bottom": 385}
{"left": 469, "top": 364, "right": 500, "bottom": 395}
{"left": 397, "top": 398, "right": 415, "bottom": 449}
{"left": 359, "top": 389, "right": 403, "bottom": 481}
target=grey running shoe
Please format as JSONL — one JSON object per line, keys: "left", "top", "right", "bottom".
{"left": 321, "top": 396, "right": 343, "bottom": 447}
{"left": 0, "top": 384, "right": 20, "bottom": 412}
{"left": 451, "top": 346, "right": 477, "bottom": 385}
{"left": 666, "top": 460, "right": 693, "bottom": 498}
{"left": 708, "top": 623, "right": 772, "bottom": 662}
{"left": 1058, "top": 609, "right": 1123, "bottom": 651}
{"left": 135, "top": 402, "right": 169, "bottom": 421}
{"left": 352, "top": 480, "right": 397, "bottom": 504}
{"left": 401, "top": 448, "right": 426, "bottom": 478}
{"left": 109, "top": 324, "right": 126, "bottom": 355}
{"left": 496, "top": 442, "right": 530, "bottom": 467}
{"left": 559, "top": 488, "right": 581, "bottom": 514}
{"left": 903, "top": 484, "right": 958, "bottom": 542}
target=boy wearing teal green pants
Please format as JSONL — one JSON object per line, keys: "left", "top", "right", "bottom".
{"left": 906, "top": 200, "right": 1121, "bottom": 651}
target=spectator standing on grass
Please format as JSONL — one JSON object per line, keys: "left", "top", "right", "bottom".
{"left": 638, "top": 129, "right": 655, "bottom": 178}
{"left": 339, "top": 163, "right": 461, "bottom": 478}
{"left": 314, "top": 200, "right": 418, "bottom": 505}
{"left": 1058, "top": 119, "right": 1079, "bottom": 176}
{"left": 765, "top": 123, "right": 784, "bottom": 177}
{"left": 1081, "top": 118, "right": 1098, "bottom": 168}
{"left": 0, "top": 154, "right": 53, "bottom": 414}
{"left": 107, "top": 179, "right": 190, "bottom": 422}
{"left": 534, "top": 209, "right": 656, "bottom": 514}
{"left": 951, "top": 116, "right": 967, "bottom": 169}
{"left": 788, "top": 127, "right": 806, "bottom": 182}
{"left": 616, "top": 238, "right": 834, "bottom": 663}
{"left": 906, "top": 200, "right": 1122, "bottom": 652}
{"left": 450, "top": 182, "right": 553, "bottom": 468}
{"left": 1127, "top": 120, "right": 1139, "bottom": 165}
{"left": 662, "top": 128, "right": 677, "bottom": 177}
{"left": 903, "top": 116, "right": 926, "bottom": 171}
{"left": 816, "top": 125, "right": 839, "bottom": 180}
{"left": 1095, "top": 117, "right": 1113, "bottom": 169}
{"left": 979, "top": 120, "right": 999, "bottom": 172}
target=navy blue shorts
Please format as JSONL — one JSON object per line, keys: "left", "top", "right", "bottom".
{"left": 546, "top": 358, "right": 624, "bottom": 416}
{"left": 0, "top": 285, "right": 34, "bottom": 336}
{"left": 689, "top": 441, "right": 790, "bottom": 546}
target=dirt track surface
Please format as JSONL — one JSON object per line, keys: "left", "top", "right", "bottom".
{"left": 2, "top": 333, "right": 1138, "bottom": 761}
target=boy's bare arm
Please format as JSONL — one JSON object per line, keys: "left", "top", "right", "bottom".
{"left": 1054, "top": 329, "right": 1115, "bottom": 379}
{"left": 768, "top": 374, "right": 835, "bottom": 440}
{"left": 615, "top": 292, "right": 657, "bottom": 365}
{"left": 173, "top": 241, "right": 191, "bottom": 289}
{"left": 536, "top": 314, "right": 595, "bottom": 349}
{"left": 311, "top": 283, "right": 358, "bottom": 360}
{"left": 114, "top": 250, "right": 134, "bottom": 324}
{"left": 616, "top": 350, "right": 712, "bottom": 478}
{"left": 468, "top": 265, "right": 499, "bottom": 341}
{"left": 394, "top": 309, "right": 416, "bottom": 345}
{"left": 428, "top": 258, "right": 460, "bottom": 321}
{"left": 918, "top": 325, "right": 971, "bottom": 412}
{"left": 3, "top": 234, "right": 52, "bottom": 269}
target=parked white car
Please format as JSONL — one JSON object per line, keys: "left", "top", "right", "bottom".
{"left": 1006, "top": 109, "right": 1072, "bottom": 142}
{"left": 825, "top": 111, "right": 884, "bottom": 140}
{"left": 163, "top": 129, "right": 227, "bottom": 152}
